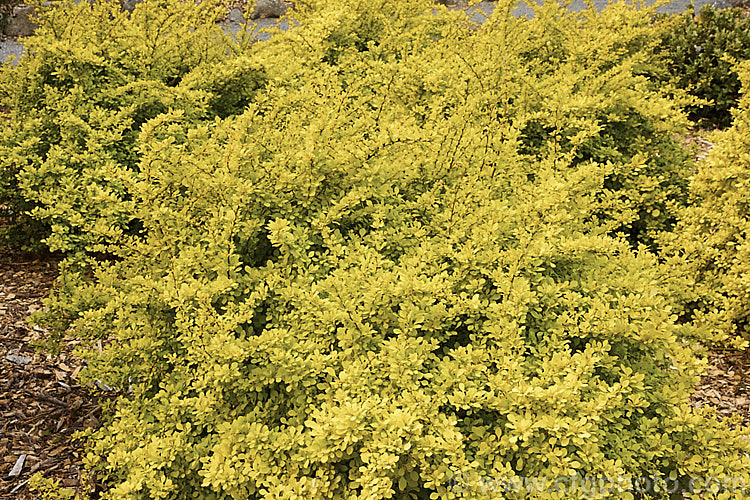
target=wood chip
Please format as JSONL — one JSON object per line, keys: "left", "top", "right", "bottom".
{"left": 5, "top": 353, "right": 32, "bottom": 365}
{"left": 9, "top": 478, "right": 30, "bottom": 494}
{"left": 36, "top": 391, "right": 68, "bottom": 408}
{"left": 8, "top": 453, "right": 26, "bottom": 477}
{"left": 29, "top": 458, "right": 58, "bottom": 474}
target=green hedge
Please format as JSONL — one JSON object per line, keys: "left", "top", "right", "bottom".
{"left": 2, "top": 0, "right": 749, "bottom": 498}
{"left": 657, "top": 4, "right": 750, "bottom": 128}
{"left": 0, "top": 0, "right": 695, "bottom": 255}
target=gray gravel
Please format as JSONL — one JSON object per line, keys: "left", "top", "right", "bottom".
{"left": 0, "top": 37, "right": 23, "bottom": 66}
{"left": 0, "top": 0, "right": 736, "bottom": 66}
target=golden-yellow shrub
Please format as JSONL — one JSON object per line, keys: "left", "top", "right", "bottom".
{"left": 3, "top": 0, "right": 748, "bottom": 498}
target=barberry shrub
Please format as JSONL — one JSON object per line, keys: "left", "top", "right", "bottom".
{"left": 660, "top": 61, "right": 750, "bottom": 344}
{"left": 8, "top": 0, "right": 750, "bottom": 498}
{"left": 0, "top": 0, "right": 266, "bottom": 254}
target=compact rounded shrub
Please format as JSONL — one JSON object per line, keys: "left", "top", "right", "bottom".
{"left": 3, "top": 0, "right": 749, "bottom": 498}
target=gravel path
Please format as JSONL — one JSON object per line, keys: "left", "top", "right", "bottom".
{"left": 0, "top": 0, "right": 734, "bottom": 66}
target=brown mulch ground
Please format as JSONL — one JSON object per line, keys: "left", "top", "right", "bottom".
{"left": 0, "top": 250, "right": 111, "bottom": 499}
{"left": 691, "top": 350, "right": 750, "bottom": 427}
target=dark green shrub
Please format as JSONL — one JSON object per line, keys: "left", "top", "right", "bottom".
{"left": 9, "top": 0, "right": 745, "bottom": 498}
{"left": 658, "top": 4, "right": 750, "bottom": 128}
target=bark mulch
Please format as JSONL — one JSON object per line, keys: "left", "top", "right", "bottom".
{"left": 691, "top": 349, "right": 750, "bottom": 427}
{"left": 0, "top": 249, "right": 111, "bottom": 499}
{"left": 0, "top": 246, "right": 749, "bottom": 498}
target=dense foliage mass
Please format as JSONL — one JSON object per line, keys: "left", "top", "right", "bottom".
{"left": 658, "top": 4, "right": 750, "bottom": 128}
{"left": 2, "top": 0, "right": 750, "bottom": 498}
{"left": 0, "top": 0, "right": 265, "bottom": 252}
{"left": 661, "top": 61, "right": 750, "bottom": 346}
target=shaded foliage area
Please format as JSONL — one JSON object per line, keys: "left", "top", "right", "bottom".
{"left": 658, "top": 4, "right": 750, "bottom": 128}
